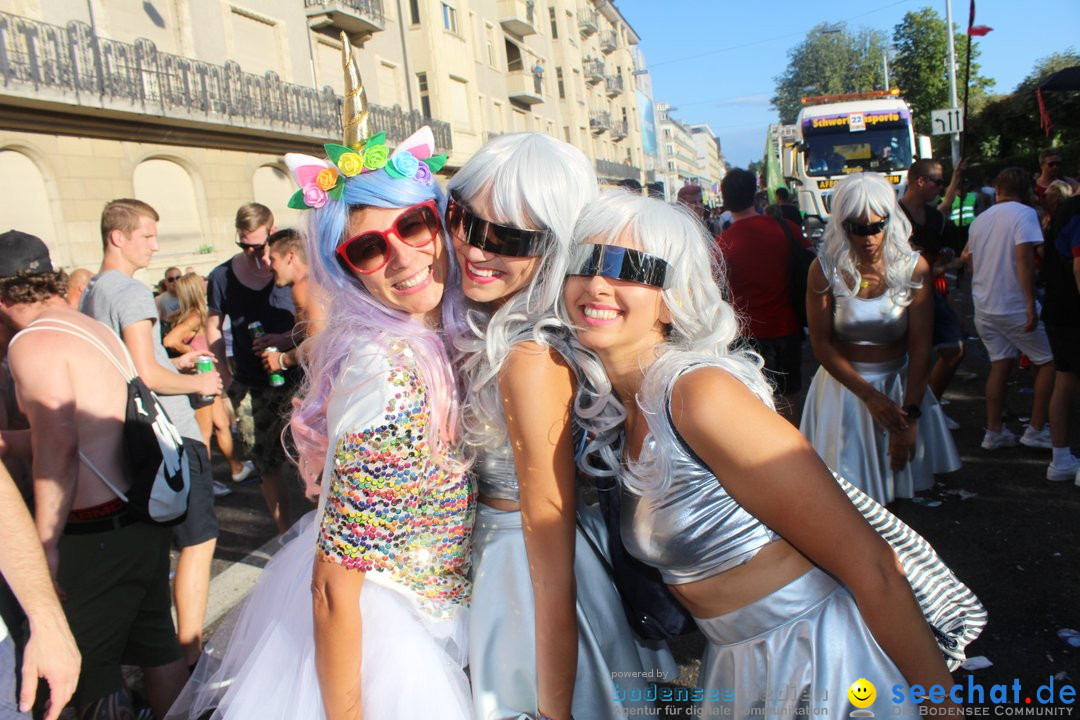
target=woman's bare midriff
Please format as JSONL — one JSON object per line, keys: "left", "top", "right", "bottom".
{"left": 667, "top": 538, "right": 815, "bottom": 619}
{"left": 838, "top": 336, "right": 907, "bottom": 364}
{"left": 479, "top": 494, "right": 520, "bottom": 512}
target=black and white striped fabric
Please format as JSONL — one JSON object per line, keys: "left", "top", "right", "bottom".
{"left": 836, "top": 473, "right": 987, "bottom": 670}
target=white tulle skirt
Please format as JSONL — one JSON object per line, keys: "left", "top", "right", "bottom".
{"left": 800, "top": 356, "right": 961, "bottom": 505}
{"left": 469, "top": 502, "right": 677, "bottom": 720}
{"left": 166, "top": 511, "right": 471, "bottom": 720}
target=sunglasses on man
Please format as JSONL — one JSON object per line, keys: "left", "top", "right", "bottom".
{"left": 445, "top": 193, "right": 552, "bottom": 258}
{"left": 336, "top": 200, "right": 441, "bottom": 275}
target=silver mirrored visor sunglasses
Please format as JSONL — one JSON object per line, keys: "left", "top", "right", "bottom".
{"left": 567, "top": 243, "right": 671, "bottom": 289}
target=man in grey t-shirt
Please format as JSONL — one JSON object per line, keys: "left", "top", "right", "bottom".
{"left": 80, "top": 199, "right": 221, "bottom": 670}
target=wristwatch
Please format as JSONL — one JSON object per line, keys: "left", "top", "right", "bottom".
{"left": 901, "top": 403, "right": 922, "bottom": 420}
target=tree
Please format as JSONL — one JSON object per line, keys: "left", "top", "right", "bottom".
{"left": 891, "top": 7, "right": 993, "bottom": 155}
{"left": 966, "top": 51, "right": 1080, "bottom": 173}
{"left": 772, "top": 23, "right": 889, "bottom": 123}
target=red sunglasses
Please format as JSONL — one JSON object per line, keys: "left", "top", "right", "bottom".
{"left": 336, "top": 201, "right": 441, "bottom": 275}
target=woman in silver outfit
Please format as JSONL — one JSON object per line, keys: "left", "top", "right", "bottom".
{"left": 562, "top": 189, "right": 955, "bottom": 716}
{"left": 800, "top": 172, "right": 960, "bottom": 504}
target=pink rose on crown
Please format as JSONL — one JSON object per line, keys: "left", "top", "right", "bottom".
{"left": 303, "top": 185, "right": 328, "bottom": 208}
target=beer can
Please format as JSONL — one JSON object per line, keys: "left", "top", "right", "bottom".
{"left": 266, "top": 346, "right": 286, "bottom": 387}
{"left": 248, "top": 320, "right": 266, "bottom": 338}
{"left": 194, "top": 354, "right": 216, "bottom": 404}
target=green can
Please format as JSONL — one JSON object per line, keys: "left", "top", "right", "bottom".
{"left": 266, "top": 346, "right": 286, "bottom": 388}
{"left": 195, "top": 355, "right": 215, "bottom": 403}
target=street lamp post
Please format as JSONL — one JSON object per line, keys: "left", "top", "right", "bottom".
{"left": 944, "top": 0, "right": 961, "bottom": 165}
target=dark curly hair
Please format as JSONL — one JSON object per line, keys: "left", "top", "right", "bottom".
{"left": 0, "top": 269, "right": 69, "bottom": 306}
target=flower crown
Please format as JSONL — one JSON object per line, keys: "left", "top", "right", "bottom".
{"left": 285, "top": 126, "right": 447, "bottom": 210}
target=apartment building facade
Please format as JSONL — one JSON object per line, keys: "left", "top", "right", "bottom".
{"left": 689, "top": 123, "right": 725, "bottom": 206}
{"left": 0, "top": 0, "right": 650, "bottom": 277}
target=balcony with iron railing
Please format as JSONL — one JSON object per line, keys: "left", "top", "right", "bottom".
{"left": 498, "top": 0, "right": 537, "bottom": 37}
{"left": 578, "top": 6, "right": 598, "bottom": 37}
{"left": 506, "top": 68, "right": 543, "bottom": 106}
{"left": 600, "top": 29, "right": 617, "bottom": 54}
{"left": 604, "top": 74, "right": 623, "bottom": 98}
{"left": 589, "top": 109, "right": 611, "bottom": 135}
{"left": 304, "top": 0, "right": 385, "bottom": 37}
{"left": 596, "top": 158, "right": 640, "bottom": 180}
{"left": 583, "top": 57, "right": 605, "bottom": 85}
{"left": 0, "top": 10, "right": 450, "bottom": 151}
{"left": 611, "top": 118, "right": 628, "bottom": 140}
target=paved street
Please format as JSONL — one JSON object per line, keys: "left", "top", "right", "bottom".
{"left": 190, "top": 271, "right": 1080, "bottom": 696}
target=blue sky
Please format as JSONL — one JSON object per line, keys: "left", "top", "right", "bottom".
{"left": 617, "top": 0, "right": 1080, "bottom": 167}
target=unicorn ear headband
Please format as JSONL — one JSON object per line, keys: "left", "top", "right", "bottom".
{"left": 285, "top": 34, "right": 447, "bottom": 210}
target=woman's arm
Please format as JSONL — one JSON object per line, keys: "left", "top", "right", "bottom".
{"left": 805, "top": 260, "right": 906, "bottom": 434}
{"left": 670, "top": 368, "right": 955, "bottom": 692}
{"left": 312, "top": 559, "right": 365, "bottom": 720}
{"left": 162, "top": 312, "right": 201, "bottom": 356}
{"left": 889, "top": 257, "right": 934, "bottom": 470}
{"left": 500, "top": 341, "right": 578, "bottom": 720}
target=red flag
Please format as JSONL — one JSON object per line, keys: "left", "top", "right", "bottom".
{"left": 968, "top": 25, "right": 993, "bottom": 36}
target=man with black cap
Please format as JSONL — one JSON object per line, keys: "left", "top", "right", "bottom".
{"left": 0, "top": 230, "right": 188, "bottom": 719}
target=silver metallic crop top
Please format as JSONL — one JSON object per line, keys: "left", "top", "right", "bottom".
{"left": 619, "top": 367, "right": 779, "bottom": 585}
{"left": 831, "top": 253, "right": 918, "bottom": 346}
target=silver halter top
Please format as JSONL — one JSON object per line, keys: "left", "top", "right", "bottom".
{"left": 474, "top": 331, "right": 579, "bottom": 503}
{"left": 831, "top": 253, "right": 918, "bottom": 346}
{"left": 619, "top": 366, "right": 779, "bottom": 585}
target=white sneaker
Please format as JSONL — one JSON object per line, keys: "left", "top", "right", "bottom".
{"left": 981, "top": 427, "right": 1019, "bottom": 450}
{"left": 212, "top": 480, "right": 233, "bottom": 498}
{"left": 1020, "top": 424, "right": 1053, "bottom": 449}
{"left": 231, "top": 460, "right": 256, "bottom": 483}
{"left": 1048, "top": 455, "right": 1080, "bottom": 482}
{"left": 943, "top": 413, "right": 960, "bottom": 431}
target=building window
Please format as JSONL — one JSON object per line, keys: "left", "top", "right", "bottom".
{"left": 442, "top": 2, "right": 457, "bottom": 33}
{"left": 668, "top": 161, "right": 675, "bottom": 171}
{"left": 409, "top": 0, "right": 420, "bottom": 24}
{"left": 556, "top": 67, "right": 565, "bottom": 99}
{"left": 563, "top": 125, "right": 571, "bottom": 143}
{"left": 549, "top": 7, "right": 558, "bottom": 38}
{"left": 417, "top": 72, "right": 432, "bottom": 118}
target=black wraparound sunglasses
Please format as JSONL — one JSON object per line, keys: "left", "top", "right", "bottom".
{"left": 842, "top": 217, "right": 889, "bottom": 237}
{"left": 566, "top": 243, "right": 671, "bottom": 289}
{"left": 445, "top": 193, "right": 552, "bottom": 257}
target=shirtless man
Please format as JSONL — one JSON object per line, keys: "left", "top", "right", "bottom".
{"left": 0, "top": 230, "right": 187, "bottom": 719}
{"left": 262, "top": 228, "right": 326, "bottom": 375}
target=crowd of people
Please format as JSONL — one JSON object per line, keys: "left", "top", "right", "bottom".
{"left": 0, "top": 74, "right": 1076, "bottom": 719}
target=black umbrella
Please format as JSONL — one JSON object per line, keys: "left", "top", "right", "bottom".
{"left": 1037, "top": 65, "right": 1080, "bottom": 136}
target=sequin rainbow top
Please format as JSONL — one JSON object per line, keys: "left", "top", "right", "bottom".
{"left": 316, "top": 340, "right": 474, "bottom": 619}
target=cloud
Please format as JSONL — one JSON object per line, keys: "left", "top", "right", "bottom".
{"left": 714, "top": 94, "right": 771, "bottom": 107}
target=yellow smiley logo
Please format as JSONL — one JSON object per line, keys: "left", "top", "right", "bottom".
{"left": 847, "top": 678, "right": 876, "bottom": 708}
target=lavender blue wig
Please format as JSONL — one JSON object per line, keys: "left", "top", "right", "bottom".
{"left": 290, "top": 167, "right": 468, "bottom": 495}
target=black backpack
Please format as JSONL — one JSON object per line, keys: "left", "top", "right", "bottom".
{"left": 776, "top": 217, "right": 816, "bottom": 332}
{"left": 15, "top": 318, "right": 190, "bottom": 526}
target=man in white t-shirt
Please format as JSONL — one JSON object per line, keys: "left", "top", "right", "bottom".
{"left": 963, "top": 167, "right": 1056, "bottom": 452}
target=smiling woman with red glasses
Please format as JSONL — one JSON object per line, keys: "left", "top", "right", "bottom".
{"left": 446, "top": 133, "right": 670, "bottom": 720}
{"left": 799, "top": 172, "right": 960, "bottom": 505}
{"left": 168, "top": 121, "right": 474, "bottom": 720}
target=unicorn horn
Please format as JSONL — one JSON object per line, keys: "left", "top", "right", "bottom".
{"left": 341, "top": 32, "right": 370, "bottom": 150}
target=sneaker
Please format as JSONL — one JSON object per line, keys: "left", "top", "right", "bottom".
{"left": 231, "top": 460, "right": 256, "bottom": 483}
{"left": 211, "top": 480, "right": 233, "bottom": 498}
{"left": 943, "top": 413, "right": 960, "bottom": 431}
{"left": 1047, "top": 455, "right": 1080, "bottom": 482}
{"left": 981, "top": 427, "right": 1019, "bottom": 450}
{"left": 1020, "top": 424, "right": 1053, "bottom": 449}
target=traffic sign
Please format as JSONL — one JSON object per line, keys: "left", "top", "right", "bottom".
{"left": 931, "top": 108, "right": 964, "bottom": 135}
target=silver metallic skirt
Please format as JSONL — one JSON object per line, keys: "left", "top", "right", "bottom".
{"left": 469, "top": 502, "right": 675, "bottom": 719}
{"left": 800, "top": 355, "right": 961, "bottom": 504}
{"left": 695, "top": 567, "right": 918, "bottom": 716}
